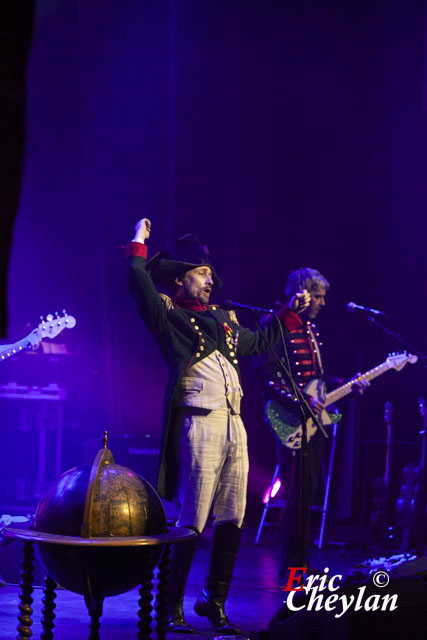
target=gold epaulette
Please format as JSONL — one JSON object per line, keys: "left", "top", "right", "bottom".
{"left": 228, "top": 310, "right": 239, "bottom": 325}
{"left": 209, "top": 304, "right": 239, "bottom": 325}
{"left": 159, "top": 293, "right": 174, "bottom": 311}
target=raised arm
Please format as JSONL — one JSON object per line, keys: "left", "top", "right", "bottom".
{"left": 125, "top": 218, "right": 169, "bottom": 335}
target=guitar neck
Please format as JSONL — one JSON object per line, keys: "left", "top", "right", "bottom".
{"left": 0, "top": 315, "right": 75, "bottom": 363}
{"left": 325, "top": 360, "right": 391, "bottom": 407}
{"left": 0, "top": 337, "right": 32, "bottom": 361}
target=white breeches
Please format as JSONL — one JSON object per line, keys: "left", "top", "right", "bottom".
{"left": 176, "top": 407, "right": 249, "bottom": 532}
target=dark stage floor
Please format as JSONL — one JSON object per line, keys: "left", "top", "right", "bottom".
{"left": 0, "top": 523, "right": 380, "bottom": 640}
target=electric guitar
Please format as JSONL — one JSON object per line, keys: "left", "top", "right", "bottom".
{"left": 265, "top": 352, "right": 417, "bottom": 450}
{"left": 0, "top": 312, "right": 76, "bottom": 362}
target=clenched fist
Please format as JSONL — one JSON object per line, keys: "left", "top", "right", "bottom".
{"left": 133, "top": 218, "right": 151, "bottom": 243}
{"left": 289, "top": 289, "right": 311, "bottom": 314}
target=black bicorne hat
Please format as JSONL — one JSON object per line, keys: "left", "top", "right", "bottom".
{"left": 146, "top": 234, "right": 223, "bottom": 291}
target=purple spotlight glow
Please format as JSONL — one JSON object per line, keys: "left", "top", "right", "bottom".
{"left": 262, "top": 478, "right": 281, "bottom": 504}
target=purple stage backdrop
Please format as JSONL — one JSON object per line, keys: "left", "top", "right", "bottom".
{"left": 1, "top": 0, "right": 426, "bottom": 522}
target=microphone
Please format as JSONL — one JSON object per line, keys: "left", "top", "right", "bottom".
{"left": 347, "top": 302, "right": 388, "bottom": 317}
{"left": 223, "top": 299, "right": 274, "bottom": 314}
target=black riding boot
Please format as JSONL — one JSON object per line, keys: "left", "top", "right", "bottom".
{"left": 194, "top": 522, "right": 242, "bottom": 634}
{"left": 168, "top": 529, "right": 200, "bottom": 633}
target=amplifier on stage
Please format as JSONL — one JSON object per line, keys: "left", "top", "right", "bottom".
{"left": 83, "top": 435, "right": 160, "bottom": 487}
{"left": 0, "top": 382, "right": 66, "bottom": 508}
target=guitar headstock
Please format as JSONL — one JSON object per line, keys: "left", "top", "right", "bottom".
{"left": 36, "top": 311, "right": 76, "bottom": 341}
{"left": 386, "top": 352, "right": 418, "bottom": 372}
{"left": 384, "top": 401, "right": 392, "bottom": 425}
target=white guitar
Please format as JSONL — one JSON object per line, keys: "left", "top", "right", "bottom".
{"left": 0, "top": 312, "right": 76, "bottom": 362}
{"left": 265, "top": 352, "right": 418, "bottom": 450}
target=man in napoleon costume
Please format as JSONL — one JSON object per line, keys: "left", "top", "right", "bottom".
{"left": 125, "top": 218, "right": 310, "bottom": 633}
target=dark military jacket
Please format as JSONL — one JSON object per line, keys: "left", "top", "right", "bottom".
{"left": 126, "top": 246, "right": 300, "bottom": 499}
{"left": 255, "top": 319, "right": 324, "bottom": 410}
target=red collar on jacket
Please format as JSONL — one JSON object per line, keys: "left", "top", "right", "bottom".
{"left": 172, "top": 297, "right": 208, "bottom": 312}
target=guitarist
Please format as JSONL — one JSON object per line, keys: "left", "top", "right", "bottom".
{"left": 255, "top": 267, "right": 368, "bottom": 584}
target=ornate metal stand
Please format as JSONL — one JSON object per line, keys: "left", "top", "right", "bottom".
{"left": 3, "top": 527, "right": 196, "bottom": 640}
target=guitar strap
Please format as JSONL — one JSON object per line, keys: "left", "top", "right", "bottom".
{"left": 306, "top": 323, "right": 324, "bottom": 377}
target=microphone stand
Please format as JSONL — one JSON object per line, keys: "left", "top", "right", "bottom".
{"left": 250, "top": 310, "right": 328, "bottom": 571}
{"left": 364, "top": 315, "right": 427, "bottom": 368}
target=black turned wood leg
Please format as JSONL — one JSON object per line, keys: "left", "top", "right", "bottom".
{"left": 41, "top": 574, "right": 57, "bottom": 640}
{"left": 137, "top": 559, "right": 155, "bottom": 640}
{"left": 84, "top": 593, "right": 103, "bottom": 640}
{"left": 155, "top": 544, "right": 170, "bottom": 640}
{"left": 16, "top": 542, "right": 34, "bottom": 640}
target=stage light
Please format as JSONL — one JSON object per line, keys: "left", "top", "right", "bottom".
{"left": 262, "top": 478, "right": 281, "bottom": 504}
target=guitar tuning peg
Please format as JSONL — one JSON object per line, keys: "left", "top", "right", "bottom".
{"left": 46, "top": 314, "right": 53, "bottom": 322}
{"left": 62, "top": 309, "right": 67, "bottom": 315}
